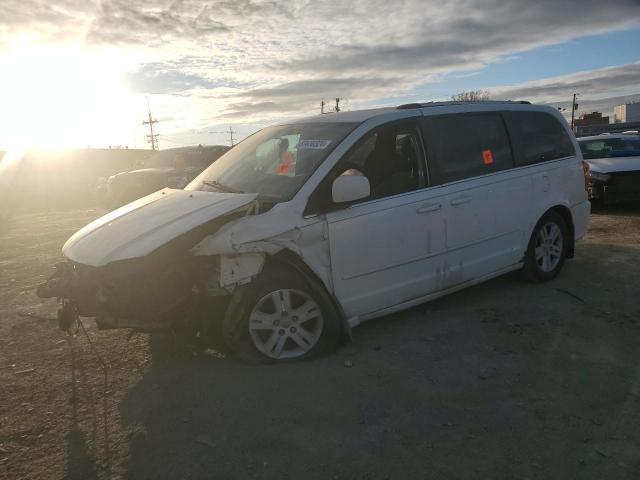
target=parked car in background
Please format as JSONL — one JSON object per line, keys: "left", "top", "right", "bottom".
{"left": 578, "top": 134, "right": 640, "bottom": 204}
{"left": 105, "top": 145, "right": 229, "bottom": 208}
{"left": 38, "top": 101, "right": 590, "bottom": 362}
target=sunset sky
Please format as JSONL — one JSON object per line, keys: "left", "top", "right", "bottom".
{"left": 1, "top": 0, "right": 640, "bottom": 150}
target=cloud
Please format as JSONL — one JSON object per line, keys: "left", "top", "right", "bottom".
{"left": 274, "top": 0, "right": 640, "bottom": 76}
{"left": 126, "top": 62, "right": 218, "bottom": 94}
{"left": 2, "top": 0, "right": 640, "bottom": 142}
{"left": 490, "top": 62, "right": 640, "bottom": 103}
{"left": 219, "top": 76, "right": 413, "bottom": 119}
{"left": 85, "top": 1, "right": 231, "bottom": 46}
{"left": 206, "top": 0, "right": 640, "bottom": 120}
{"left": 0, "top": 0, "right": 97, "bottom": 41}
{"left": 485, "top": 63, "right": 640, "bottom": 122}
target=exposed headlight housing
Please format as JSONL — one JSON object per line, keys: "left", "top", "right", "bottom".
{"left": 589, "top": 171, "right": 610, "bottom": 182}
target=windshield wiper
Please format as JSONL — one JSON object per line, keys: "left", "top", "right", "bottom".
{"left": 202, "top": 180, "right": 244, "bottom": 193}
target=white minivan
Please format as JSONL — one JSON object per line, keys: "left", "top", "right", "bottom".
{"left": 38, "top": 101, "right": 591, "bottom": 362}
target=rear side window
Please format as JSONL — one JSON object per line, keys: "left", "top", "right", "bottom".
{"left": 424, "top": 113, "right": 514, "bottom": 184}
{"left": 504, "top": 111, "right": 575, "bottom": 166}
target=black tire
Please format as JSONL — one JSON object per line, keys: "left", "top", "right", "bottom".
{"left": 521, "top": 210, "right": 569, "bottom": 283}
{"left": 222, "top": 265, "right": 342, "bottom": 364}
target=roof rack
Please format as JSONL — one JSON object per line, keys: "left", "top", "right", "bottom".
{"left": 397, "top": 100, "right": 531, "bottom": 110}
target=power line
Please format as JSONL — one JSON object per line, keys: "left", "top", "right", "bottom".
{"left": 142, "top": 97, "right": 159, "bottom": 150}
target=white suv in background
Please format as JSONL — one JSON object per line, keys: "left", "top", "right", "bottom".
{"left": 38, "top": 101, "right": 591, "bottom": 362}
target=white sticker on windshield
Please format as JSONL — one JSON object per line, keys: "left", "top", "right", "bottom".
{"left": 298, "top": 139, "right": 332, "bottom": 150}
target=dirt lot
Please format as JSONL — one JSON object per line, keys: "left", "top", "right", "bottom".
{"left": 1, "top": 206, "right": 640, "bottom": 479}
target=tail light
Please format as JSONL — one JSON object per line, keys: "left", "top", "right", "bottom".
{"left": 582, "top": 161, "right": 590, "bottom": 192}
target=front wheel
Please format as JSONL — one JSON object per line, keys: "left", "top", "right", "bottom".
{"left": 521, "top": 211, "right": 569, "bottom": 283}
{"left": 222, "top": 266, "right": 342, "bottom": 363}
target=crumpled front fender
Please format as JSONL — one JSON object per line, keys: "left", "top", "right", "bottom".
{"left": 192, "top": 210, "right": 333, "bottom": 292}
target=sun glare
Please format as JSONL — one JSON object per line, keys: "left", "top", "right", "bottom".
{"left": 0, "top": 44, "right": 139, "bottom": 151}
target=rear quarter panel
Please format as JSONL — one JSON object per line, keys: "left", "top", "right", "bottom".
{"left": 523, "top": 156, "right": 588, "bottom": 244}
{"left": 510, "top": 106, "right": 589, "bottom": 244}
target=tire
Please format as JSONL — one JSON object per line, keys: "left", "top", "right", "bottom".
{"left": 521, "top": 210, "right": 569, "bottom": 283}
{"left": 222, "top": 265, "right": 342, "bottom": 364}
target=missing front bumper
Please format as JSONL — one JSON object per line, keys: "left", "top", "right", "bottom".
{"left": 37, "top": 258, "right": 200, "bottom": 331}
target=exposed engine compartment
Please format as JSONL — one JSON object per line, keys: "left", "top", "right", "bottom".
{"left": 37, "top": 254, "right": 216, "bottom": 331}
{"left": 36, "top": 199, "right": 247, "bottom": 331}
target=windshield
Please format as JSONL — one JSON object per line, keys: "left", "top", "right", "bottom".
{"left": 186, "top": 122, "right": 357, "bottom": 201}
{"left": 579, "top": 137, "right": 640, "bottom": 159}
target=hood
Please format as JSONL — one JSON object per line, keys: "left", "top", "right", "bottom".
{"left": 112, "top": 167, "right": 174, "bottom": 178}
{"left": 63, "top": 188, "right": 257, "bottom": 267}
{"left": 587, "top": 156, "right": 640, "bottom": 174}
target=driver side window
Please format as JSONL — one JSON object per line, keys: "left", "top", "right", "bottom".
{"left": 335, "top": 121, "right": 426, "bottom": 200}
{"left": 305, "top": 120, "right": 428, "bottom": 215}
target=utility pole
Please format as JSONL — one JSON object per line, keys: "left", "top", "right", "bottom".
{"left": 227, "top": 126, "right": 236, "bottom": 146}
{"left": 207, "top": 126, "right": 237, "bottom": 146}
{"left": 142, "top": 97, "right": 159, "bottom": 150}
{"left": 570, "top": 93, "right": 578, "bottom": 132}
{"left": 320, "top": 97, "right": 343, "bottom": 114}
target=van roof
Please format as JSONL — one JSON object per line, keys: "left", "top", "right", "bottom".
{"left": 396, "top": 100, "right": 531, "bottom": 109}
{"left": 292, "top": 100, "right": 536, "bottom": 124}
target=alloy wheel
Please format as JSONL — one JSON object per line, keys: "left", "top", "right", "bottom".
{"left": 248, "top": 289, "right": 324, "bottom": 359}
{"left": 534, "top": 222, "right": 563, "bottom": 273}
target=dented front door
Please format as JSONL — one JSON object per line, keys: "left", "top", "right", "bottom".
{"left": 326, "top": 188, "right": 447, "bottom": 320}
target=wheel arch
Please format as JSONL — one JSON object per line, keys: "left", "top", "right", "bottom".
{"left": 264, "top": 249, "right": 352, "bottom": 341}
{"left": 529, "top": 204, "right": 574, "bottom": 259}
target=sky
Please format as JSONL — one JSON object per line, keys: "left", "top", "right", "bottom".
{"left": 0, "top": 0, "right": 639, "bottom": 151}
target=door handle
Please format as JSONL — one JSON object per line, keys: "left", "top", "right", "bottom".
{"left": 416, "top": 203, "right": 441, "bottom": 214}
{"left": 450, "top": 195, "right": 472, "bottom": 206}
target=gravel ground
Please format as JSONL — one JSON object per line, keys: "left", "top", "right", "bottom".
{"left": 1, "top": 206, "right": 639, "bottom": 480}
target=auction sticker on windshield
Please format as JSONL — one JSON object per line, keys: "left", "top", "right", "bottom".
{"left": 298, "top": 140, "right": 331, "bottom": 149}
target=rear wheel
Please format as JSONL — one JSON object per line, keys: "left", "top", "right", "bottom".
{"left": 222, "top": 266, "right": 342, "bottom": 363}
{"left": 521, "top": 211, "right": 568, "bottom": 283}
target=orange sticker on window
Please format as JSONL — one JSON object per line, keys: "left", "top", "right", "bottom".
{"left": 275, "top": 157, "right": 292, "bottom": 173}
{"left": 275, "top": 151, "right": 293, "bottom": 174}
{"left": 482, "top": 149, "right": 493, "bottom": 165}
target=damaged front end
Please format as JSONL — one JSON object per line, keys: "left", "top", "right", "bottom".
{"left": 36, "top": 188, "right": 260, "bottom": 333}
{"left": 37, "top": 255, "right": 209, "bottom": 331}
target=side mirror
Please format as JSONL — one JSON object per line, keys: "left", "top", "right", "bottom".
{"left": 331, "top": 175, "right": 370, "bottom": 204}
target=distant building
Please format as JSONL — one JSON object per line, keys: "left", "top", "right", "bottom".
{"left": 614, "top": 102, "right": 640, "bottom": 123}
{"left": 574, "top": 111, "right": 609, "bottom": 127}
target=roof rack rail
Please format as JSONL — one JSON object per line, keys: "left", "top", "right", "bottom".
{"left": 396, "top": 103, "right": 423, "bottom": 110}
{"left": 397, "top": 100, "right": 531, "bottom": 110}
